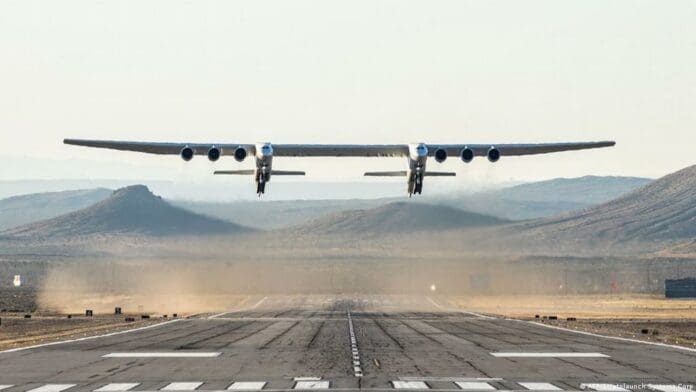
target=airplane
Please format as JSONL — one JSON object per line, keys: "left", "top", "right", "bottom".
{"left": 63, "top": 139, "right": 615, "bottom": 196}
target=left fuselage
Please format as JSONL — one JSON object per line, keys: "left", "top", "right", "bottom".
{"left": 407, "top": 143, "right": 428, "bottom": 195}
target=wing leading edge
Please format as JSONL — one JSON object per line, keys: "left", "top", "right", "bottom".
{"left": 431, "top": 141, "right": 616, "bottom": 157}
{"left": 64, "top": 139, "right": 614, "bottom": 158}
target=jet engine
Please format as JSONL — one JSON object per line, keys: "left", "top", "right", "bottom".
{"left": 234, "top": 147, "right": 247, "bottom": 162}
{"left": 207, "top": 146, "right": 221, "bottom": 162}
{"left": 460, "top": 147, "right": 474, "bottom": 163}
{"left": 434, "top": 148, "right": 447, "bottom": 163}
{"left": 180, "top": 146, "right": 194, "bottom": 161}
{"left": 487, "top": 147, "right": 500, "bottom": 162}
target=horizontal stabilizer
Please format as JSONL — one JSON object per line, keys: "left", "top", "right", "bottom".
{"left": 270, "top": 170, "right": 305, "bottom": 176}
{"left": 425, "top": 172, "right": 456, "bottom": 176}
{"left": 214, "top": 170, "right": 255, "bottom": 175}
{"left": 364, "top": 171, "right": 407, "bottom": 177}
{"left": 214, "top": 169, "right": 305, "bottom": 176}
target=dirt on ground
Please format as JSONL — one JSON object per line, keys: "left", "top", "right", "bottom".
{"left": 447, "top": 294, "right": 696, "bottom": 319}
{"left": 0, "top": 314, "right": 166, "bottom": 351}
{"left": 535, "top": 318, "right": 696, "bottom": 349}
{"left": 0, "top": 287, "right": 37, "bottom": 313}
{"left": 448, "top": 294, "right": 696, "bottom": 349}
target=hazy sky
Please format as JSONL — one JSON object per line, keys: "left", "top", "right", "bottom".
{"left": 1, "top": 1, "right": 694, "bottom": 188}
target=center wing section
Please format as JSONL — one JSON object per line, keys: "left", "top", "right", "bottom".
{"left": 272, "top": 144, "right": 408, "bottom": 157}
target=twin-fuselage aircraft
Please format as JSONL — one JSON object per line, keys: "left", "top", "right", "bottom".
{"left": 64, "top": 139, "right": 615, "bottom": 196}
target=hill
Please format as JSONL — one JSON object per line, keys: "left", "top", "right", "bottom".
{"left": 3, "top": 185, "right": 249, "bottom": 238}
{"left": 292, "top": 202, "right": 506, "bottom": 235}
{"left": 517, "top": 165, "right": 696, "bottom": 247}
{"left": 0, "top": 188, "right": 112, "bottom": 231}
{"left": 173, "top": 198, "right": 396, "bottom": 230}
{"left": 434, "top": 175, "right": 652, "bottom": 220}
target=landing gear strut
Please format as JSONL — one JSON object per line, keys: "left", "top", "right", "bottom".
{"left": 256, "top": 180, "right": 266, "bottom": 195}
{"left": 256, "top": 167, "right": 269, "bottom": 195}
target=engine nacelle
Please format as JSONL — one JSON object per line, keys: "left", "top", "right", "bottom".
{"left": 460, "top": 147, "right": 474, "bottom": 163}
{"left": 487, "top": 147, "right": 500, "bottom": 162}
{"left": 207, "top": 146, "right": 221, "bottom": 162}
{"left": 234, "top": 147, "right": 247, "bottom": 162}
{"left": 434, "top": 148, "right": 447, "bottom": 163}
{"left": 180, "top": 146, "right": 194, "bottom": 161}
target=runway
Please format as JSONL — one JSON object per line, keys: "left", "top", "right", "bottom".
{"left": 0, "top": 296, "right": 694, "bottom": 391}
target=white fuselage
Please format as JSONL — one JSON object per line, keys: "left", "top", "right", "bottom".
{"left": 407, "top": 143, "right": 428, "bottom": 194}
{"left": 255, "top": 143, "right": 274, "bottom": 182}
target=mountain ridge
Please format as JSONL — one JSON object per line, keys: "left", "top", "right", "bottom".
{"left": 3, "top": 185, "right": 250, "bottom": 238}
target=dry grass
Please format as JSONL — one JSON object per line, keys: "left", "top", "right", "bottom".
{"left": 447, "top": 294, "right": 696, "bottom": 319}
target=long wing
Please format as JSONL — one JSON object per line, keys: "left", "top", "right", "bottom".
{"left": 63, "top": 139, "right": 255, "bottom": 155}
{"left": 431, "top": 141, "right": 615, "bottom": 157}
{"left": 64, "top": 139, "right": 614, "bottom": 157}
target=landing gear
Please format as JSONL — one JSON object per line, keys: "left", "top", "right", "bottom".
{"left": 413, "top": 169, "right": 423, "bottom": 195}
{"left": 407, "top": 169, "right": 424, "bottom": 197}
{"left": 256, "top": 180, "right": 266, "bottom": 195}
{"left": 256, "top": 168, "right": 269, "bottom": 196}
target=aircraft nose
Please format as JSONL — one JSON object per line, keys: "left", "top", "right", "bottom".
{"left": 261, "top": 144, "right": 274, "bottom": 156}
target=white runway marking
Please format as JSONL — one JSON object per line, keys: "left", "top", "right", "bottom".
{"left": 580, "top": 384, "right": 630, "bottom": 391}
{"left": 491, "top": 352, "right": 609, "bottom": 358}
{"left": 0, "top": 319, "right": 181, "bottom": 355}
{"left": 161, "top": 382, "right": 203, "bottom": 391}
{"left": 647, "top": 385, "right": 694, "bottom": 392}
{"left": 293, "top": 381, "right": 330, "bottom": 389}
{"left": 209, "top": 297, "right": 269, "bottom": 319}
{"left": 518, "top": 383, "right": 562, "bottom": 391}
{"left": 227, "top": 382, "right": 267, "bottom": 390}
{"left": 392, "top": 381, "right": 430, "bottom": 389}
{"left": 95, "top": 383, "right": 141, "bottom": 391}
{"left": 0, "top": 386, "right": 13, "bottom": 391}
{"left": 27, "top": 384, "right": 76, "bottom": 392}
{"left": 103, "top": 352, "right": 220, "bottom": 358}
{"left": 347, "top": 311, "right": 363, "bottom": 377}
{"left": 519, "top": 319, "right": 696, "bottom": 354}
{"left": 400, "top": 378, "right": 503, "bottom": 382}
{"left": 455, "top": 381, "right": 496, "bottom": 390}
{"left": 425, "top": 297, "right": 495, "bottom": 320}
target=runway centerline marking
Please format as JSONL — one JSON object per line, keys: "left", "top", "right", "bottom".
{"left": 347, "top": 311, "right": 363, "bottom": 377}
{"left": 579, "top": 384, "right": 630, "bottom": 392}
{"left": 0, "top": 386, "right": 13, "bottom": 391}
{"left": 491, "top": 352, "right": 609, "bottom": 358}
{"left": 227, "top": 382, "right": 267, "bottom": 390}
{"left": 455, "top": 382, "right": 496, "bottom": 390}
{"left": 518, "top": 382, "right": 562, "bottom": 391}
{"left": 27, "top": 384, "right": 76, "bottom": 392}
{"left": 161, "top": 382, "right": 204, "bottom": 391}
{"left": 95, "top": 383, "right": 141, "bottom": 391}
{"left": 102, "top": 352, "right": 221, "bottom": 358}
{"left": 392, "top": 381, "right": 430, "bottom": 390}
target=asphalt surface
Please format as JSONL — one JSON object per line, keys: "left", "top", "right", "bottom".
{"left": 0, "top": 296, "right": 695, "bottom": 392}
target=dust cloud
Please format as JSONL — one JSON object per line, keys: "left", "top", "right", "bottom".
{"left": 34, "top": 232, "right": 696, "bottom": 315}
